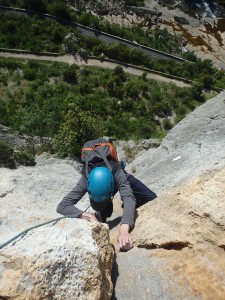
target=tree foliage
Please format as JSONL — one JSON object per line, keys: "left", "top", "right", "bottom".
{"left": 55, "top": 103, "right": 105, "bottom": 157}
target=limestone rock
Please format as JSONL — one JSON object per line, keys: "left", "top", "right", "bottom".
{"left": 112, "top": 91, "right": 225, "bottom": 300}
{"left": 129, "top": 91, "right": 225, "bottom": 194}
{"left": 119, "top": 166, "right": 225, "bottom": 300}
{"left": 0, "top": 154, "right": 89, "bottom": 245}
{"left": 0, "top": 124, "right": 49, "bottom": 151}
{"left": 174, "top": 15, "right": 190, "bottom": 24}
{"left": 0, "top": 219, "right": 114, "bottom": 300}
{"left": 115, "top": 138, "right": 160, "bottom": 163}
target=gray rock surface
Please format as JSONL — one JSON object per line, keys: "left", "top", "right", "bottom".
{"left": 0, "top": 153, "right": 90, "bottom": 245}
{"left": 112, "top": 90, "right": 225, "bottom": 300}
{"left": 112, "top": 248, "right": 201, "bottom": 300}
{"left": 0, "top": 219, "right": 114, "bottom": 299}
{"left": 0, "top": 124, "right": 48, "bottom": 151}
{"left": 128, "top": 91, "right": 225, "bottom": 195}
{"left": 1, "top": 91, "right": 225, "bottom": 299}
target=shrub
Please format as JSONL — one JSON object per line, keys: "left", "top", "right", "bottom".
{"left": 54, "top": 103, "right": 106, "bottom": 157}
{"left": 163, "top": 119, "right": 173, "bottom": 130}
{"left": 13, "top": 151, "right": 36, "bottom": 166}
{"left": 0, "top": 141, "right": 35, "bottom": 168}
{"left": 0, "top": 141, "right": 15, "bottom": 168}
{"left": 63, "top": 65, "right": 78, "bottom": 84}
{"left": 23, "top": 68, "right": 36, "bottom": 81}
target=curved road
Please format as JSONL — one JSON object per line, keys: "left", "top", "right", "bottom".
{"left": 0, "top": 5, "right": 188, "bottom": 64}
{"left": 0, "top": 51, "right": 190, "bottom": 87}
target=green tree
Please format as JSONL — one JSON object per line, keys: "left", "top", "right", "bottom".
{"left": 63, "top": 65, "right": 78, "bottom": 84}
{"left": 0, "top": 141, "right": 15, "bottom": 168}
{"left": 163, "top": 119, "right": 173, "bottom": 130}
{"left": 13, "top": 105, "right": 55, "bottom": 138}
{"left": 201, "top": 73, "right": 214, "bottom": 89}
{"left": 55, "top": 103, "right": 105, "bottom": 157}
{"left": 113, "top": 66, "right": 127, "bottom": 82}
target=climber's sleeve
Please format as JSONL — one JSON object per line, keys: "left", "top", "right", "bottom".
{"left": 114, "top": 169, "right": 136, "bottom": 228}
{"left": 56, "top": 176, "right": 87, "bottom": 218}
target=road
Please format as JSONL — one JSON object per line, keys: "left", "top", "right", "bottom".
{"left": 0, "top": 51, "right": 190, "bottom": 88}
{"left": 0, "top": 5, "right": 187, "bottom": 64}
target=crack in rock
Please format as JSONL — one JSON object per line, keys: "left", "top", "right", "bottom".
{"left": 209, "top": 115, "right": 221, "bottom": 120}
{"left": 188, "top": 211, "right": 225, "bottom": 230}
{"left": 219, "top": 245, "right": 225, "bottom": 251}
{"left": 0, "top": 192, "right": 8, "bottom": 198}
{"left": 137, "top": 241, "right": 191, "bottom": 251}
{"left": 0, "top": 188, "right": 16, "bottom": 198}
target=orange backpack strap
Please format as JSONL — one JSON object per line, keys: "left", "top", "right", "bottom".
{"left": 98, "top": 142, "right": 119, "bottom": 163}
{"left": 81, "top": 139, "right": 120, "bottom": 177}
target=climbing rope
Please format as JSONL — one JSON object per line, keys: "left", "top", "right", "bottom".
{"left": 0, "top": 205, "right": 91, "bottom": 250}
{"left": 0, "top": 217, "right": 65, "bottom": 250}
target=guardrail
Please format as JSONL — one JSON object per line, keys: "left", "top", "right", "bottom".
{"left": 0, "top": 48, "right": 223, "bottom": 91}
{"left": 0, "top": 48, "right": 61, "bottom": 57}
{"left": 89, "top": 55, "right": 194, "bottom": 84}
{"left": 0, "top": 5, "right": 190, "bottom": 64}
{"left": 0, "top": 48, "right": 193, "bottom": 84}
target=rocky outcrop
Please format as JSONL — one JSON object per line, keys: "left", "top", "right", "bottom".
{"left": 0, "top": 219, "right": 114, "bottom": 299}
{"left": 129, "top": 90, "right": 225, "bottom": 193}
{"left": 112, "top": 90, "right": 225, "bottom": 299}
{"left": 71, "top": 0, "right": 225, "bottom": 69}
{"left": 1, "top": 91, "right": 225, "bottom": 298}
{"left": 115, "top": 138, "right": 160, "bottom": 163}
{"left": 0, "top": 153, "right": 86, "bottom": 244}
{"left": 0, "top": 124, "right": 48, "bottom": 151}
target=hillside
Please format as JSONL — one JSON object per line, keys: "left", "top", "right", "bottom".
{"left": 0, "top": 91, "right": 225, "bottom": 299}
{"left": 74, "top": 0, "right": 225, "bottom": 69}
{"left": 112, "top": 90, "right": 225, "bottom": 299}
{"left": 0, "top": 2, "right": 225, "bottom": 298}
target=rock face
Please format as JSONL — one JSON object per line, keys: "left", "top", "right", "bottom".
{"left": 1, "top": 91, "right": 225, "bottom": 299}
{"left": 0, "top": 124, "right": 48, "bottom": 151}
{"left": 129, "top": 91, "right": 225, "bottom": 193}
{"left": 0, "top": 153, "right": 89, "bottom": 244}
{"left": 112, "top": 166, "right": 225, "bottom": 299}
{"left": 74, "top": 0, "right": 225, "bottom": 69}
{"left": 0, "top": 219, "right": 114, "bottom": 299}
{"left": 133, "top": 167, "right": 225, "bottom": 298}
{"left": 112, "top": 91, "right": 225, "bottom": 299}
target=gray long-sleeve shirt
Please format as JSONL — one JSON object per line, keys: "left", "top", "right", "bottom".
{"left": 56, "top": 168, "right": 136, "bottom": 227}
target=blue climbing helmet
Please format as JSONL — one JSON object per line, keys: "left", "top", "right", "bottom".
{"left": 88, "top": 167, "right": 114, "bottom": 211}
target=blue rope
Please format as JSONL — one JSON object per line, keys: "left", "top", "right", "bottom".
{"left": 0, "top": 204, "right": 92, "bottom": 250}
{"left": 0, "top": 217, "right": 66, "bottom": 250}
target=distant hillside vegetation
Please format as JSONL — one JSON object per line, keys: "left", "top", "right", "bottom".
{"left": 0, "top": 0, "right": 225, "bottom": 160}
{"left": 0, "top": 57, "right": 208, "bottom": 158}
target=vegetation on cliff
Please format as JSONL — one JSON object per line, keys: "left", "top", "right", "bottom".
{"left": 0, "top": 57, "right": 207, "bottom": 157}
{"left": 1, "top": 12, "right": 225, "bottom": 89}
{"left": 0, "top": 0, "right": 225, "bottom": 159}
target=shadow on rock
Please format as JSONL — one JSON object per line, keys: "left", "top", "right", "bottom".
{"left": 107, "top": 217, "right": 121, "bottom": 230}
{"left": 111, "top": 256, "right": 119, "bottom": 300}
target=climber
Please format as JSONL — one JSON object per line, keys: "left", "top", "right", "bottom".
{"left": 56, "top": 138, "right": 157, "bottom": 251}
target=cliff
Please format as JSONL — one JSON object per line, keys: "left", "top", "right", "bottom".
{"left": 1, "top": 91, "right": 225, "bottom": 299}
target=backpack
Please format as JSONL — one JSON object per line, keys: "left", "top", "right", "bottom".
{"left": 81, "top": 138, "right": 119, "bottom": 177}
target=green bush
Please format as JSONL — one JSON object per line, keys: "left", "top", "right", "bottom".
{"left": 23, "top": 68, "right": 36, "bottom": 81}
{"left": 124, "top": 0, "right": 144, "bottom": 6}
{"left": 163, "top": 119, "right": 173, "bottom": 130}
{"left": 0, "top": 141, "right": 15, "bottom": 168}
{"left": 13, "top": 151, "right": 36, "bottom": 166}
{"left": 63, "top": 65, "right": 78, "bottom": 84}
{"left": 0, "top": 141, "right": 35, "bottom": 168}
{"left": 54, "top": 103, "right": 106, "bottom": 157}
